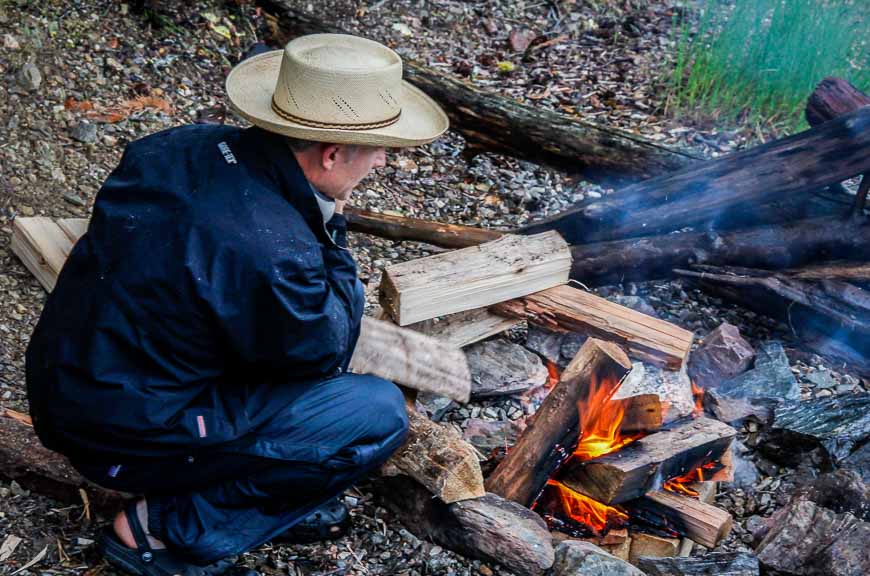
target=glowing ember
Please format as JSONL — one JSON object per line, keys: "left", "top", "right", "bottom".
{"left": 544, "top": 480, "right": 627, "bottom": 533}
{"left": 574, "top": 374, "right": 641, "bottom": 461}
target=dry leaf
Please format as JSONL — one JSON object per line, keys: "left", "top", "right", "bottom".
{"left": 64, "top": 97, "right": 94, "bottom": 112}
{"left": 0, "top": 535, "right": 23, "bottom": 562}
{"left": 508, "top": 29, "right": 534, "bottom": 52}
{"left": 2, "top": 408, "right": 33, "bottom": 426}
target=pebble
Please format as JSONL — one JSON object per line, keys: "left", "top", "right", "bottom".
{"left": 70, "top": 121, "right": 98, "bottom": 143}
{"left": 63, "top": 193, "right": 86, "bottom": 207}
{"left": 3, "top": 33, "right": 20, "bottom": 49}
{"left": 17, "top": 62, "right": 42, "bottom": 91}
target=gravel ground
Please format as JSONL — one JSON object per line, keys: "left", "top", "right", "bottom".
{"left": 1, "top": 1, "right": 867, "bottom": 575}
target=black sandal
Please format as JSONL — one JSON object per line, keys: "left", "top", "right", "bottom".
{"left": 272, "top": 497, "right": 350, "bottom": 544}
{"left": 97, "top": 501, "right": 243, "bottom": 576}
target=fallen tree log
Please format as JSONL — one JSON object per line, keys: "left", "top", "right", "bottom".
{"left": 374, "top": 476, "right": 555, "bottom": 576}
{"left": 345, "top": 206, "right": 503, "bottom": 249}
{"left": 675, "top": 265, "right": 870, "bottom": 375}
{"left": 258, "top": 0, "right": 700, "bottom": 185}
{"left": 491, "top": 285, "right": 694, "bottom": 369}
{"left": 522, "top": 106, "right": 870, "bottom": 244}
{"left": 558, "top": 417, "right": 736, "bottom": 504}
{"left": 485, "top": 338, "right": 634, "bottom": 507}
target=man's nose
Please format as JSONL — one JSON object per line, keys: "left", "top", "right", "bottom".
{"left": 374, "top": 148, "right": 387, "bottom": 168}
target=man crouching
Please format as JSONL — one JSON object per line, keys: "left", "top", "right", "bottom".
{"left": 25, "top": 34, "right": 448, "bottom": 576}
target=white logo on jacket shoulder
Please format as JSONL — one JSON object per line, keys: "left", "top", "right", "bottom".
{"left": 218, "top": 141, "right": 237, "bottom": 165}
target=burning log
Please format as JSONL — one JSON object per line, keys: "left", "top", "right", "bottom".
{"left": 558, "top": 417, "right": 736, "bottom": 504}
{"left": 259, "top": 0, "right": 699, "bottom": 185}
{"left": 381, "top": 409, "right": 485, "bottom": 503}
{"left": 675, "top": 264, "right": 870, "bottom": 375}
{"left": 491, "top": 285, "right": 694, "bottom": 369}
{"left": 374, "top": 476, "right": 555, "bottom": 576}
{"left": 628, "top": 490, "right": 733, "bottom": 548}
{"left": 485, "top": 338, "right": 634, "bottom": 507}
{"left": 379, "top": 231, "right": 571, "bottom": 326}
{"left": 522, "top": 106, "right": 870, "bottom": 244}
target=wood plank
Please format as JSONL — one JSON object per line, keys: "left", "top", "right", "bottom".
{"left": 485, "top": 339, "right": 633, "bottom": 507}
{"left": 491, "top": 285, "right": 693, "bottom": 369}
{"left": 57, "top": 218, "right": 88, "bottom": 243}
{"left": 350, "top": 317, "right": 471, "bottom": 403}
{"left": 381, "top": 409, "right": 484, "bottom": 503}
{"left": 629, "top": 490, "right": 733, "bottom": 548}
{"left": 404, "top": 307, "right": 522, "bottom": 348}
{"left": 380, "top": 231, "right": 571, "bottom": 326}
{"left": 10, "top": 217, "right": 75, "bottom": 291}
{"left": 558, "top": 417, "right": 736, "bottom": 504}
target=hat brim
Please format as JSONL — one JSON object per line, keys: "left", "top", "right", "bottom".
{"left": 226, "top": 50, "right": 449, "bottom": 147}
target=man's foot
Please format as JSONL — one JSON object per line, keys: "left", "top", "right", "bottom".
{"left": 114, "top": 500, "right": 165, "bottom": 550}
{"left": 100, "top": 501, "right": 240, "bottom": 576}
{"left": 272, "top": 498, "right": 350, "bottom": 544}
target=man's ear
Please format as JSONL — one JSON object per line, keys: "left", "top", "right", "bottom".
{"left": 320, "top": 144, "right": 341, "bottom": 171}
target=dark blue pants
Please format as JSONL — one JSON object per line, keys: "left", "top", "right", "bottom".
{"left": 74, "top": 374, "right": 409, "bottom": 565}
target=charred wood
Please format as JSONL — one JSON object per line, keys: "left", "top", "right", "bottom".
{"left": 522, "top": 107, "right": 870, "bottom": 244}
{"left": 345, "top": 206, "right": 503, "bottom": 249}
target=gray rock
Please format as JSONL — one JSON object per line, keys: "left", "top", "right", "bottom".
{"left": 805, "top": 368, "right": 837, "bottom": 389}
{"left": 636, "top": 551, "right": 759, "bottom": 576}
{"left": 843, "top": 442, "right": 870, "bottom": 483}
{"left": 756, "top": 497, "right": 870, "bottom": 576}
{"left": 466, "top": 339, "right": 548, "bottom": 398}
{"left": 617, "top": 362, "right": 695, "bottom": 422}
{"left": 462, "top": 418, "right": 518, "bottom": 453}
{"left": 17, "top": 62, "right": 42, "bottom": 91}
{"left": 525, "top": 324, "right": 586, "bottom": 367}
{"left": 771, "top": 393, "right": 870, "bottom": 463}
{"left": 551, "top": 541, "right": 644, "bottom": 576}
{"left": 724, "top": 446, "right": 760, "bottom": 491}
{"left": 688, "top": 322, "right": 755, "bottom": 389}
{"left": 716, "top": 341, "right": 798, "bottom": 401}
{"left": 610, "top": 294, "right": 659, "bottom": 318}
{"left": 70, "top": 121, "right": 98, "bottom": 144}
{"left": 416, "top": 392, "right": 454, "bottom": 422}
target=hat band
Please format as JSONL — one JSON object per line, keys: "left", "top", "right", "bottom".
{"left": 271, "top": 96, "right": 401, "bottom": 131}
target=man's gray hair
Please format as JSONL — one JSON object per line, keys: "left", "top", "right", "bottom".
{"left": 285, "top": 136, "right": 319, "bottom": 153}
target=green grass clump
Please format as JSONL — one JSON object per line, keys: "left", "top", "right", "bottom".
{"left": 668, "top": 0, "right": 869, "bottom": 132}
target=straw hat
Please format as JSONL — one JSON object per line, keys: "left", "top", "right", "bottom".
{"left": 226, "top": 34, "right": 449, "bottom": 147}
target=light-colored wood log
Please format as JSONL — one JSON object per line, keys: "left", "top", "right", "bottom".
{"left": 632, "top": 490, "right": 733, "bottom": 548}
{"left": 57, "top": 218, "right": 88, "bottom": 243}
{"left": 629, "top": 533, "right": 679, "bottom": 564}
{"left": 381, "top": 409, "right": 485, "bottom": 503}
{"left": 491, "top": 284, "right": 693, "bottom": 369}
{"left": 350, "top": 317, "right": 471, "bottom": 403}
{"left": 380, "top": 231, "right": 571, "bottom": 326}
{"left": 558, "top": 418, "right": 736, "bottom": 504}
{"left": 405, "top": 307, "right": 522, "bottom": 348}
{"left": 485, "top": 338, "right": 632, "bottom": 507}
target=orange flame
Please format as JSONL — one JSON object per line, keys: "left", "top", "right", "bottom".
{"left": 691, "top": 380, "right": 704, "bottom": 416}
{"left": 574, "top": 373, "right": 641, "bottom": 461}
{"left": 546, "top": 480, "right": 627, "bottom": 533}
{"left": 545, "top": 360, "right": 560, "bottom": 390}
{"left": 662, "top": 461, "right": 720, "bottom": 496}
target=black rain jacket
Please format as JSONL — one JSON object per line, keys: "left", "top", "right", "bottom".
{"left": 25, "top": 125, "right": 365, "bottom": 464}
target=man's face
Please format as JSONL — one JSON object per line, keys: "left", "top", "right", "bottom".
{"left": 317, "top": 145, "right": 387, "bottom": 201}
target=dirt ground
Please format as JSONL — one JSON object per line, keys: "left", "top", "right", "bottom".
{"left": 1, "top": 1, "right": 866, "bottom": 575}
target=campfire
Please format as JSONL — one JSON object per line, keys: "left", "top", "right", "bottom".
{"left": 528, "top": 362, "right": 731, "bottom": 548}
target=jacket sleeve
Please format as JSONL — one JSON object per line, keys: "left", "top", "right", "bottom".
{"left": 191, "top": 228, "right": 358, "bottom": 379}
